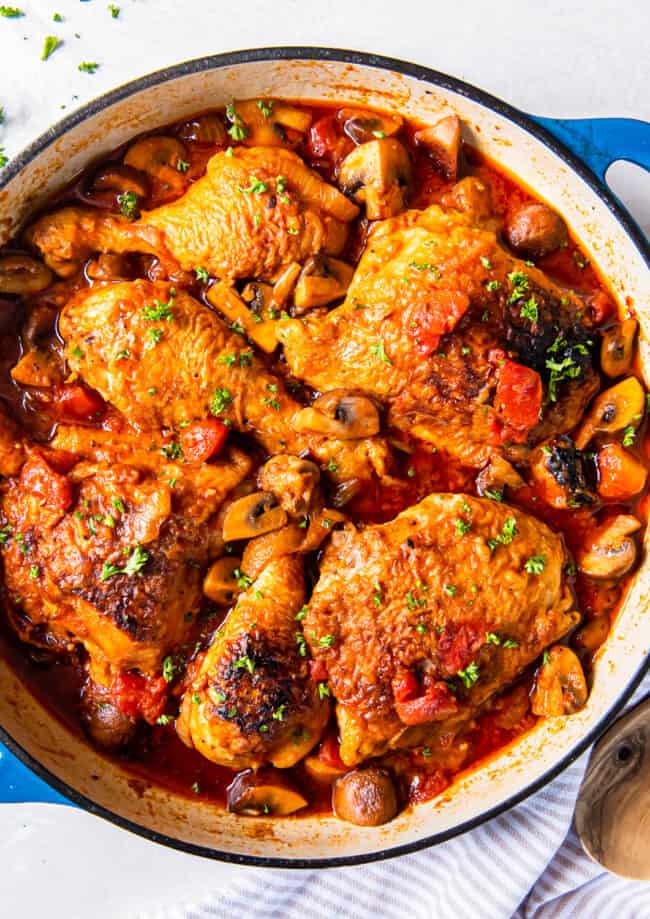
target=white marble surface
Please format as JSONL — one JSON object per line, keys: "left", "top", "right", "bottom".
{"left": 0, "top": 1, "right": 649, "bottom": 917}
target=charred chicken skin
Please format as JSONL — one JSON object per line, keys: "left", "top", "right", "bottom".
{"left": 177, "top": 555, "right": 329, "bottom": 770}
{"left": 279, "top": 195, "right": 598, "bottom": 467}
{"left": 305, "top": 493, "right": 578, "bottom": 765}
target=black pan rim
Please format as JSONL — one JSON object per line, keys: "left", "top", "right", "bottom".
{"left": 1, "top": 45, "right": 649, "bottom": 870}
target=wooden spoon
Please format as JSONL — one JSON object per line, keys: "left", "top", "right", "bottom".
{"left": 575, "top": 695, "right": 650, "bottom": 879}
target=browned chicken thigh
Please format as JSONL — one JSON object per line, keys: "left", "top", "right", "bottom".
{"left": 59, "top": 280, "right": 390, "bottom": 482}
{"left": 25, "top": 147, "right": 357, "bottom": 281}
{"left": 305, "top": 493, "right": 578, "bottom": 765}
{"left": 279, "top": 195, "right": 598, "bottom": 467}
{"left": 177, "top": 555, "right": 329, "bottom": 770}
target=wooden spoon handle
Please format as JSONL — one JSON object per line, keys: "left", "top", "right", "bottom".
{"left": 575, "top": 694, "right": 650, "bottom": 879}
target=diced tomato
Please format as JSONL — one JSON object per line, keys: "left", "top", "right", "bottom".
{"left": 392, "top": 669, "right": 420, "bottom": 703}
{"left": 407, "top": 291, "right": 471, "bottom": 357}
{"left": 436, "top": 621, "right": 483, "bottom": 675}
{"left": 395, "top": 681, "right": 458, "bottom": 726}
{"left": 492, "top": 360, "right": 542, "bottom": 443}
{"left": 52, "top": 383, "right": 106, "bottom": 423}
{"left": 180, "top": 418, "right": 229, "bottom": 464}
{"left": 408, "top": 769, "right": 451, "bottom": 804}
{"left": 111, "top": 671, "right": 168, "bottom": 724}
{"left": 309, "top": 659, "right": 328, "bottom": 682}
{"left": 306, "top": 115, "right": 343, "bottom": 160}
{"left": 20, "top": 452, "right": 72, "bottom": 514}
{"left": 318, "top": 731, "right": 346, "bottom": 770}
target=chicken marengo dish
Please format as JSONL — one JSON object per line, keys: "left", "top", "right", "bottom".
{"left": 0, "top": 99, "right": 647, "bottom": 827}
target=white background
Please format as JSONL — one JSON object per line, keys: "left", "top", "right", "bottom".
{"left": 1, "top": 1, "right": 649, "bottom": 917}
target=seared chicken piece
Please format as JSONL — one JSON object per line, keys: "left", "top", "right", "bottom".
{"left": 0, "top": 438, "right": 250, "bottom": 688}
{"left": 305, "top": 493, "right": 578, "bottom": 765}
{"left": 279, "top": 195, "right": 598, "bottom": 467}
{"left": 60, "top": 280, "right": 390, "bottom": 482}
{"left": 177, "top": 556, "right": 329, "bottom": 769}
{"left": 26, "top": 148, "right": 357, "bottom": 281}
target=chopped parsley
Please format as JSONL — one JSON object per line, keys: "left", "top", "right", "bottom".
{"left": 487, "top": 516, "right": 518, "bottom": 553}
{"left": 486, "top": 280, "right": 501, "bottom": 292}
{"left": 272, "top": 704, "right": 287, "bottom": 721}
{"left": 520, "top": 296, "right": 539, "bottom": 323}
{"left": 316, "top": 634, "right": 336, "bottom": 648}
{"left": 484, "top": 488, "right": 503, "bottom": 502}
{"left": 225, "top": 102, "right": 248, "bottom": 141}
{"left": 157, "top": 714, "right": 173, "bottom": 726}
{"left": 542, "top": 649, "right": 551, "bottom": 665}
{"left": 485, "top": 632, "right": 501, "bottom": 646}
{"left": 545, "top": 333, "right": 591, "bottom": 402}
{"left": 524, "top": 554, "right": 546, "bottom": 575}
{"left": 122, "top": 545, "right": 150, "bottom": 576}
{"left": 406, "top": 590, "right": 426, "bottom": 610}
{"left": 455, "top": 517, "right": 472, "bottom": 536}
{"left": 318, "top": 682, "right": 331, "bottom": 700}
{"left": 210, "top": 387, "right": 232, "bottom": 415}
{"left": 507, "top": 270, "right": 529, "bottom": 303}
{"left": 622, "top": 425, "right": 636, "bottom": 447}
{"left": 143, "top": 292, "right": 175, "bottom": 322}
{"left": 53, "top": 12, "right": 62, "bottom": 21}
{"left": 503, "top": 638, "right": 519, "bottom": 649}
{"left": 29, "top": 564, "right": 39, "bottom": 580}
{"left": 148, "top": 328, "right": 163, "bottom": 345}
{"left": 443, "top": 584, "right": 458, "bottom": 597}
{"left": 117, "top": 190, "right": 139, "bottom": 220}
{"left": 457, "top": 661, "right": 480, "bottom": 689}
{"left": 78, "top": 62, "right": 99, "bottom": 74}
{"left": 295, "top": 605, "right": 307, "bottom": 621}
{"left": 370, "top": 339, "right": 392, "bottom": 365}
{"left": 233, "top": 568, "right": 253, "bottom": 589}
{"left": 115, "top": 348, "right": 130, "bottom": 360}
{"left": 219, "top": 352, "right": 236, "bottom": 367}
{"left": 373, "top": 583, "right": 383, "bottom": 607}
{"left": 480, "top": 256, "right": 492, "bottom": 269}
{"left": 176, "top": 158, "right": 190, "bottom": 173}
{"left": 256, "top": 99, "right": 273, "bottom": 117}
{"left": 41, "top": 35, "right": 63, "bottom": 60}
{"left": 234, "top": 655, "right": 255, "bottom": 675}
{"left": 161, "top": 441, "right": 182, "bottom": 460}
{"left": 112, "top": 497, "right": 125, "bottom": 513}
{"left": 295, "top": 632, "right": 307, "bottom": 657}
{"left": 0, "top": 526, "right": 12, "bottom": 544}
{"left": 195, "top": 266, "right": 209, "bottom": 282}
{"left": 71, "top": 345, "right": 84, "bottom": 360}
{"left": 238, "top": 177, "right": 267, "bottom": 195}
{"left": 162, "top": 656, "right": 177, "bottom": 682}
{"left": 100, "top": 561, "right": 122, "bottom": 581}
{"left": 264, "top": 396, "right": 281, "bottom": 411}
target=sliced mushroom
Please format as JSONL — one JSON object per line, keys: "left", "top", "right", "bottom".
{"left": 574, "top": 377, "right": 645, "bottom": 450}
{"left": 505, "top": 203, "right": 568, "bottom": 258}
{"left": 337, "top": 107, "right": 403, "bottom": 145}
{"left": 271, "top": 261, "right": 302, "bottom": 306}
{"left": 441, "top": 176, "right": 493, "bottom": 221}
{"left": 600, "top": 319, "right": 637, "bottom": 378}
{"left": 221, "top": 491, "right": 287, "bottom": 542}
{"left": 414, "top": 114, "right": 461, "bottom": 180}
{"left": 10, "top": 348, "right": 63, "bottom": 388}
{"left": 81, "top": 681, "right": 136, "bottom": 751}
{"left": 227, "top": 768, "right": 308, "bottom": 816}
{"left": 203, "top": 556, "right": 243, "bottom": 605}
{"left": 293, "top": 256, "right": 354, "bottom": 313}
{"left": 79, "top": 163, "right": 150, "bottom": 210}
{"left": 242, "top": 509, "right": 344, "bottom": 579}
{"left": 124, "top": 136, "right": 189, "bottom": 193}
{"left": 338, "top": 138, "right": 412, "bottom": 220}
{"left": 304, "top": 754, "right": 347, "bottom": 784}
{"left": 332, "top": 767, "right": 399, "bottom": 827}
{"left": 257, "top": 454, "right": 321, "bottom": 517}
{"left": 229, "top": 100, "right": 312, "bottom": 147}
{"left": 292, "top": 390, "right": 380, "bottom": 440}
{"left": 241, "top": 281, "right": 275, "bottom": 320}
{"left": 0, "top": 254, "right": 53, "bottom": 294}
{"left": 476, "top": 455, "right": 524, "bottom": 500}
{"left": 532, "top": 645, "right": 588, "bottom": 717}
{"left": 530, "top": 436, "right": 596, "bottom": 510}
{"left": 206, "top": 280, "right": 278, "bottom": 352}
{"left": 576, "top": 514, "right": 641, "bottom": 580}
{"left": 573, "top": 615, "right": 610, "bottom": 655}
{"left": 177, "top": 113, "right": 227, "bottom": 145}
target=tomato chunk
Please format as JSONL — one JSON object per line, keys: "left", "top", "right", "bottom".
{"left": 309, "top": 659, "right": 328, "bottom": 682}
{"left": 52, "top": 383, "right": 106, "bottom": 422}
{"left": 318, "top": 731, "right": 346, "bottom": 770}
{"left": 436, "top": 621, "right": 483, "bottom": 675}
{"left": 408, "top": 291, "right": 471, "bottom": 357}
{"left": 20, "top": 452, "right": 72, "bottom": 514}
{"left": 180, "top": 418, "right": 229, "bottom": 464}
{"left": 395, "top": 681, "right": 458, "bottom": 726}
{"left": 492, "top": 360, "right": 542, "bottom": 443}
{"left": 111, "top": 671, "right": 167, "bottom": 724}
{"left": 392, "top": 669, "right": 420, "bottom": 703}
{"left": 408, "top": 769, "right": 451, "bottom": 804}
{"left": 307, "top": 115, "right": 343, "bottom": 160}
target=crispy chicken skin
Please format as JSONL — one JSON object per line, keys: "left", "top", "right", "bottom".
{"left": 177, "top": 556, "right": 329, "bottom": 770}
{"left": 305, "top": 493, "right": 578, "bottom": 765}
{"left": 25, "top": 147, "right": 357, "bottom": 281}
{"left": 0, "top": 441, "right": 250, "bottom": 687}
{"left": 59, "top": 280, "right": 390, "bottom": 481}
{"left": 278, "top": 199, "right": 598, "bottom": 467}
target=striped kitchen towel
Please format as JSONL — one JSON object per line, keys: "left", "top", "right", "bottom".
{"left": 145, "top": 674, "right": 650, "bottom": 919}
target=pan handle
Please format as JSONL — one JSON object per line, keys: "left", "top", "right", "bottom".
{"left": 0, "top": 740, "right": 72, "bottom": 805}
{"left": 530, "top": 116, "right": 650, "bottom": 184}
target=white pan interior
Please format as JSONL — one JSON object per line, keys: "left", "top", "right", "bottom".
{"left": 0, "top": 53, "right": 649, "bottom": 864}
